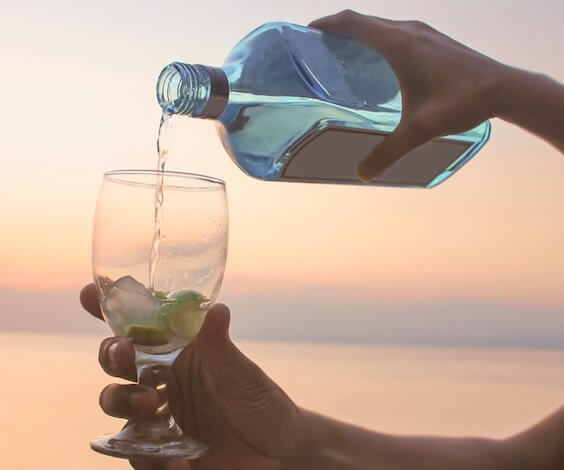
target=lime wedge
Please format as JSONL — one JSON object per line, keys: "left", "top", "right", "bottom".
{"left": 163, "top": 290, "right": 207, "bottom": 340}
{"left": 124, "top": 324, "right": 169, "bottom": 346}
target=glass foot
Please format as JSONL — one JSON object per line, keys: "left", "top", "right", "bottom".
{"left": 91, "top": 419, "right": 207, "bottom": 460}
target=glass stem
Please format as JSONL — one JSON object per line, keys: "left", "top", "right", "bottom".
{"left": 91, "top": 347, "right": 208, "bottom": 459}
{"left": 135, "top": 350, "right": 182, "bottom": 427}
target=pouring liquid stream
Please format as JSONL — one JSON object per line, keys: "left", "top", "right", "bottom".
{"left": 149, "top": 113, "right": 172, "bottom": 291}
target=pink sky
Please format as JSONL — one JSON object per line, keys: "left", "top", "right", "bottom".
{"left": 1, "top": 0, "right": 563, "bottom": 317}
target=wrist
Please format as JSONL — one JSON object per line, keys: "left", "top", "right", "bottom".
{"left": 491, "top": 65, "right": 557, "bottom": 123}
{"left": 490, "top": 65, "right": 564, "bottom": 151}
{"left": 483, "top": 61, "right": 519, "bottom": 119}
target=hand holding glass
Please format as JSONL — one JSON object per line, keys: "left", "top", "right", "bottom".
{"left": 90, "top": 170, "right": 228, "bottom": 460}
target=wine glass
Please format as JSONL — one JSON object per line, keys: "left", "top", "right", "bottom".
{"left": 90, "top": 170, "right": 228, "bottom": 460}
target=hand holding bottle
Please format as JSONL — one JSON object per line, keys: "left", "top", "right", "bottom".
{"left": 310, "top": 10, "right": 564, "bottom": 181}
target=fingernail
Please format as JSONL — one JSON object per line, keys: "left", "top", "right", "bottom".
{"left": 357, "top": 164, "right": 374, "bottom": 182}
{"left": 107, "top": 342, "right": 119, "bottom": 371}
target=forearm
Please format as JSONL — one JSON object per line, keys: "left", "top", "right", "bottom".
{"left": 495, "top": 66, "right": 564, "bottom": 152}
{"left": 290, "top": 410, "right": 509, "bottom": 470}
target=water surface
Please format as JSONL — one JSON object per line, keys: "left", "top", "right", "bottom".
{"left": 3, "top": 332, "right": 563, "bottom": 469}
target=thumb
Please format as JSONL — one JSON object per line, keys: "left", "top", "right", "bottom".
{"left": 197, "top": 302, "right": 231, "bottom": 355}
{"left": 358, "top": 122, "right": 428, "bottom": 182}
{"left": 196, "top": 303, "right": 267, "bottom": 392}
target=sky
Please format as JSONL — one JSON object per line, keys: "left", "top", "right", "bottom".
{"left": 0, "top": 0, "right": 563, "bottom": 346}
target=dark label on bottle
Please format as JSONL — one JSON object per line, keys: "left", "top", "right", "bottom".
{"left": 281, "top": 126, "right": 473, "bottom": 187}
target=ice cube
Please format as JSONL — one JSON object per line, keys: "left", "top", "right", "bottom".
{"left": 111, "top": 275, "right": 150, "bottom": 296}
{"left": 103, "top": 276, "right": 163, "bottom": 332}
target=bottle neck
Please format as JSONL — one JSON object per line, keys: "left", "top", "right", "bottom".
{"left": 156, "top": 63, "right": 228, "bottom": 119}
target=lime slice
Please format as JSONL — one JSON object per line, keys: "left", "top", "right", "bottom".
{"left": 124, "top": 324, "right": 169, "bottom": 346}
{"left": 153, "top": 290, "right": 169, "bottom": 300}
{"left": 164, "top": 290, "right": 207, "bottom": 340}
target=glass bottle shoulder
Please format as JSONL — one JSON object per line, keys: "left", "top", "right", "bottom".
{"left": 221, "top": 22, "right": 401, "bottom": 112}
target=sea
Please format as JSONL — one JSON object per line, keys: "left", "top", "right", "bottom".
{"left": 2, "top": 332, "right": 564, "bottom": 469}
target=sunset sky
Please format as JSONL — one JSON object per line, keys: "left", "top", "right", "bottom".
{"left": 1, "top": 0, "right": 563, "bottom": 345}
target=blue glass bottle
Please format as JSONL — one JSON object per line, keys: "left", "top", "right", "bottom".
{"left": 156, "top": 22, "right": 490, "bottom": 187}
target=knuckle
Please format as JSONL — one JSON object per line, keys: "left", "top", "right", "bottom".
{"left": 398, "top": 20, "right": 432, "bottom": 46}
{"left": 403, "top": 20, "right": 430, "bottom": 31}
{"left": 336, "top": 9, "right": 361, "bottom": 23}
{"left": 413, "top": 20, "right": 428, "bottom": 29}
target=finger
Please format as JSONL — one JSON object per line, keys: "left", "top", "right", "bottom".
{"left": 99, "top": 337, "right": 137, "bottom": 381}
{"left": 99, "top": 383, "right": 159, "bottom": 419}
{"left": 357, "top": 122, "right": 429, "bottom": 182}
{"left": 80, "top": 284, "right": 104, "bottom": 320}
{"left": 309, "top": 10, "right": 392, "bottom": 49}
